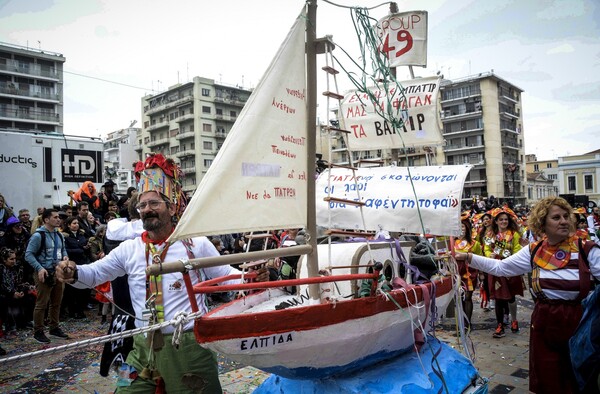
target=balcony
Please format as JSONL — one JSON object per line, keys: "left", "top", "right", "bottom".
{"left": 0, "top": 60, "right": 60, "bottom": 80}
{"left": 501, "top": 139, "right": 521, "bottom": 150}
{"left": 146, "top": 138, "right": 170, "bottom": 148}
{"left": 214, "top": 96, "right": 246, "bottom": 106}
{"left": 176, "top": 113, "right": 195, "bottom": 123}
{"left": 134, "top": 144, "right": 143, "bottom": 152}
{"left": 182, "top": 167, "right": 196, "bottom": 175}
{"left": 146, "top": 121, "right": 169, "bottom": 132}
{"left": 464, "top": 180, "right": 487, "bottom": 187}
{"left": 440, "top": 92, "right": 481, "bottom": 104}
{"left": 175, "top": 131, "right": 196, "bottom": 140}
{"left": 443, "top": 126, "right": 483, "bottom": 136}
{"left": 443, "top": 143, "right": 485, "bottom": 152}
{"left": 145, "top": 94, "right": 194, "bottom": 115}
{"left": 215, "top": 131, "right": 227, "bottom": 139}
{"left": 176, "top": 149, "right": 195, "bottom": 158}
{"left": 0, "top": 82, "right": 60, "bottom": 102}
{"left": 0, "top": 106, "right": 60, "bottom": 123}
{"left": 214, "top": 114, "right": 237, "bottom": 122}
{"left": 499, "top": 108, "right": 520, "bottom": 119}
{"left": 440, "top": 109, "right": 482, "bottom": 122}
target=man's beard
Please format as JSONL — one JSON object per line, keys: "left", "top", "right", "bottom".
{"left": 142, "top": 213, "right": 163, "bottom": 231}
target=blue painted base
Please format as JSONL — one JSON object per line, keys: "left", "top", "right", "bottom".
{"left": 254, "top": 336, "right": 488, "bottom": 394}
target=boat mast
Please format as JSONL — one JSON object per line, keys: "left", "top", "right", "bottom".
{"left": 305, "top": 0, "right": 320, "bottom": 300}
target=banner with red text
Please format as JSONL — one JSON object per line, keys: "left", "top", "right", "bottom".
{"left": 376, "top": 11, "right": 428, "bottom": 67}
{"left": 340, "top": 76, "right": 442, "bottom": 151}
{"left": 316, "top": 165, "right": 472, "bottom": 236}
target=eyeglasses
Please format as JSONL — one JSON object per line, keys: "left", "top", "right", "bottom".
{"left": 135, "top": 200, "right": 167, "bottom": 211}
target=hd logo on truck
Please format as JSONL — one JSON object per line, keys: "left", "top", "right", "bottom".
{"left": 61, "top": 149, "right": 102, "bottom": 183}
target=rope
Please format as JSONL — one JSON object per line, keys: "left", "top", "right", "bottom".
{"left": 0, "top": 310, "right": 203, "bottom": 365}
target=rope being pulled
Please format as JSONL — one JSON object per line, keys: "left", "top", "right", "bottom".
{"left": 0, "top": 310, "right": 202, "bottom": 365}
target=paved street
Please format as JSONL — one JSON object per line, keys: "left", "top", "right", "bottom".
{"left": 0, "top": 291, "right": 534, "bottom": 393}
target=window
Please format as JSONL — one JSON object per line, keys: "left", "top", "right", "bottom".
{"left": 202, "top": 106, "right": 211, "bottom": 114}
{"left": 204, "top": 159, "right": 213, "bottom": 168}
{"left": 568, "top": 176, "right": 576, "bottom": 192}
{"left": 203, "top": 141, "right": 213, "bottom": 150}
{"left": 584, "top": 174, "right": 593, "bottom": 190}
{"left": 202, "top": 123, "right": 212, "bottom": 132}
{"left": 230, "top": 110, "right": 236, "bottom": 117}
{"left": 216, "top": 108, "right": 223, "bottom": 115}
{"left": 546, "top": 163, "right": 552, "bottom": 168}
{"left": 534, "top": 164, "right": 539, "bottom": 172}
{"left": 202, "top": 88, "right": 210, "bottom": 97}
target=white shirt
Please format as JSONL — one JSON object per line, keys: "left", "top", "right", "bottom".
{"left": 73, "top": 236, "right": 240, "bottom": 333}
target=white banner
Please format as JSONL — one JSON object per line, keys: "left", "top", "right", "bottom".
{"left": 316, "top": 165, "right": 472, "bottom": 236}
{"left": 376, "top": 11, "right": 428, "bottom": 67}
{"left": 340, "top": 76, "right": 442, "bottom": 151}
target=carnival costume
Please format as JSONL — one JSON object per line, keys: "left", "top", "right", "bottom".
{"left": 468, "top": 235, "right": 600, "bottom": 393}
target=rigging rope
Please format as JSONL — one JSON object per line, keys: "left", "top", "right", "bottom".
{"left": 0, "top": 310, "right": 201, "bottom": 365}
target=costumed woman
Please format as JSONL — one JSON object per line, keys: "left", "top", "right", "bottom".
{"left": 484, "top": 207, "right": 523, "bottom": 338}
{"left": 476, "top": 212, "right": 494, "bottom": 311}
{"left": 456, "top": 196, "right": 600, "bottom": 394}
{"left": 454, "top": 214, "right": 482, "bottom": 330}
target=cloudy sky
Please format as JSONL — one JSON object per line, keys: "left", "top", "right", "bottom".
{"left": 1, "top": 0, "right": 598, "bottom": 160}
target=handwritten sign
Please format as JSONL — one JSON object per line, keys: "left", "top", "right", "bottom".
{"left": 340, "top": 76, "right": 442, "bottom": 151}
{"left": 316, "top": 165, "right": 472, "bottom": 236}
{"left": 376, "top": 11, "right": 428, "bottom": 67}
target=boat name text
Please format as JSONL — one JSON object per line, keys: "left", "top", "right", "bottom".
{"left": 242, "top": 162, "right": 281, "bottom": 177}
{"left": 240, "top": 333, "right": 293, "bottom": 350}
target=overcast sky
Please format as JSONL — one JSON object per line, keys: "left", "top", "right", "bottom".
{"left": 1, "top": 0, "right": 598, "bottom": 160}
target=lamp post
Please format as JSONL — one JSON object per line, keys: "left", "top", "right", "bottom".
{"left": 507, "top": 163, "right": 517, "bottom": 208}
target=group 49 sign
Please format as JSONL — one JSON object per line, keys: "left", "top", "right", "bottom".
{"left": 316, "top": 165, "right": 472, "bottom": 236}
{"left": 376, "top": 11, "right": 428, "bottom": 67}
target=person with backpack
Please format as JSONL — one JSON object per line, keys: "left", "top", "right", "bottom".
{"left": 24, "top": 208, "right": 70, "bottom": 343}
{"left": 456, "top": 196, "right": 600, "bottom": 394}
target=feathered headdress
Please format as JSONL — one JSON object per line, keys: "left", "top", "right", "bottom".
{"left": 134, "top": 154, "right": 187, "bottom": 219}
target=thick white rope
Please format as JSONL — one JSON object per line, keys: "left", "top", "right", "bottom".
{"left": 0, "top": 310, "right": 203, "bottom": 365}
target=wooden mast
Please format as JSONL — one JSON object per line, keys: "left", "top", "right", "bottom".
{"left": 305, "top": 0, "right": 320, "bottom": 300}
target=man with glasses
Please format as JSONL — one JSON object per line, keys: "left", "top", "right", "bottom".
{"left": 57, "top": 154, "right": 269, "bottom": 393}
{"left": 24, "top": 209, "right": 70, "bottom": 343}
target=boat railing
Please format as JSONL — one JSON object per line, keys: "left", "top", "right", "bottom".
{"left": 190, "top": 264, "right": 383, "bottom": 295}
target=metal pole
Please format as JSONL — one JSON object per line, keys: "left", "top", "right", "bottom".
{"left": 305, "top": 0, "right": 321, "bottom": 300}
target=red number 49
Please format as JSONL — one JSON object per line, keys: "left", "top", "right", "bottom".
{"left": 381, "top": 30, "right": 413, "bottom": 59}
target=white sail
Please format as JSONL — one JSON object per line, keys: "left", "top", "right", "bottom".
{"left": 316, "top": 165, "right": 472, "bottom": 236}
{"left": 171, "top": 9, "right": 308, "bottom": 241}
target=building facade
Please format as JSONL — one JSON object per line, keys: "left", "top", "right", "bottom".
{"left": 524, "top": 154, "right": 558, "bottom": 205}
{"left": 104, "top": 126, "right": 140, "bottom": 194}
{"left": 440, "top": 72, "right": 525, "bottom": 205}
{"left": 326, "top": 72, "right": 526, "bottom": 206}
{"left": 557, "top": 149, "right": 600, "bottom": 205}
{"left": 138, "top": 77, "right": 251, "bottom": 194}
{"left": 0, "top": 42, "right": 65, "bottom": 134}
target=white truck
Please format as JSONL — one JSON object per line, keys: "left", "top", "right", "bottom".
{"left": 0, "top": 130, "right": 105, "bottom": 213}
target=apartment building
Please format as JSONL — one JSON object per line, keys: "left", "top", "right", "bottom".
{"left": 327, "top": 72, "right": 526, "bottom": 206}
{"left": 0, "top": 41, "right": 64, "bottom": 134}
{"left": 104, "top": 126, "right": 140, "bottom": 194}
{"left": 138, "top": 77, "right": 251, "bottom": 194}
{"left": 441, "top": 72, "right": 525, "bottom": 205}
